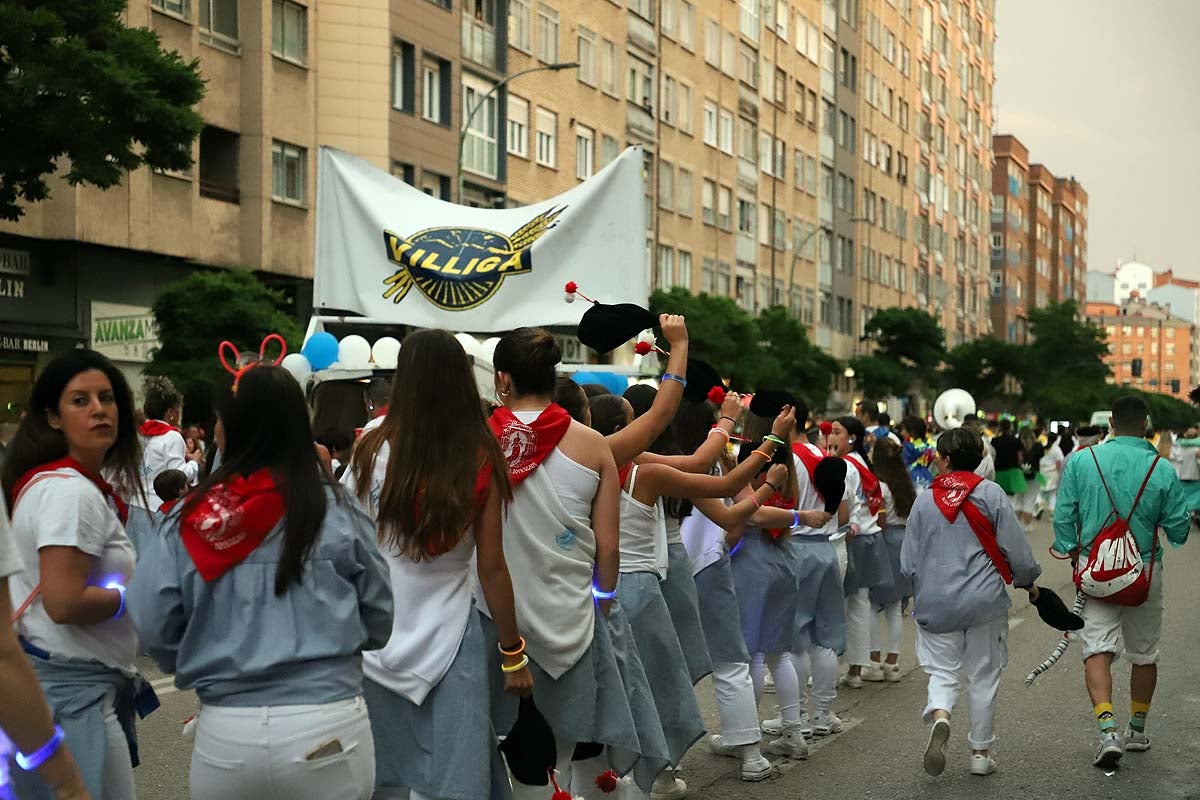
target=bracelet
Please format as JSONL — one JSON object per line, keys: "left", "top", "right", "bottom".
{"left": 105, "top": 581, "right": 126, "bottom": 620}
{"left": 751, "top": 449, "right": 773, "bottom": 461}
{"left": 708, "top": 426, "right": 730, "bottom": 440}
{"left": 498, "top": 636, "right": 526, "bottom": 657}
{"left": 764, "top": 434, "right": 787, "bottom": 446}
{"left": 500, "top": 654, "right": 530, "bottom": 673}
{"left": 764, "top": 480, "right": 781, "bottom": 494}
{"left": 661, "top": 373, "right": 688, "bottom": 388}
{"left": 749, "top": 492, "right": 762, "bottom": 509}
{"left": 792, "top": 510, "right": 801, "bottom": 529}
{"left": 16, "top": 725, "right": 65, "bottom": 771}
{"left": 720, "top": 415, "right": 738, "bottom": 424}
{"left": 592, "top": 584, "right": 617, "bottom": 601}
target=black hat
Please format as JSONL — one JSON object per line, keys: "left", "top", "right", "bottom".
{"left": 749, "top": 389, "right": 798, "bottom": 418}
{"left": 813, "top": 456, "right": 847, "bottom": 514}
{"left": 499, "top": 697, "right": 557, "bottom": 787}
{"left": 1032, "top": 587, "right": 1085, "bottom": 632}
{"left": 682, "top": 358, "right": 723, "bottom": 404}
{"left": 576, "top": 302, "right": 657, "bottom": 355}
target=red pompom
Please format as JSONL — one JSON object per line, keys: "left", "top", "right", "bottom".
{"left": 707, "top": 385, "right": 727, "bottom": 404}
{"left": 549, "top": 771, "right": 572, "bottom": 800}
{"left": 595, "top": 770, "right": 619, "bottom": 793}
{"left": 634, "top": 341, "right": 653, "bottom": 356}
{"left": 819, "top": 421, "right": 833, "bottom": 436}
{"left": 564, "top": 281, "right": 578, "bottom": 294}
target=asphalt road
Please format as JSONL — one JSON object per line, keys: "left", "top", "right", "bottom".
{"left": 132, "top": 517, "right": 1200, "bottom": 799}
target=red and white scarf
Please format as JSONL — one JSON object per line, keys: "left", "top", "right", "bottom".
{"left": 489, "top": 404, "right": 572, "bottom": 487}
{"left": 844, "top": 452, "right": 883, "bottom": 516}
{"left": 12, "top": 456, "right": 129, "bottom": 524}
{"left": 139, "top": 420, "right": 181, "bottom": 437}
{"left": 180, "top": 469, "right": 285, "bottom": 582}
{"left": 931, "top": 471, "right": 1012, "bottom": 585}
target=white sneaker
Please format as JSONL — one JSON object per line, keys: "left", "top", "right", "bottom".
{"left": 741, "top": 754, "right": 776, "bottom": 782}
{"left": 840, "top": 672, "right": 863, "bottom": 689}
{"left": 1124, "top": 727, "right": 1151, "bottom": 752}
{"left": 763, "top": 670, "right": 776, "bottom": 693}
{"left": 760, "top": 716, "right": 783, "bottom": 736}
{"left": 860, "top": 663, "right": 887, "bottom": 682}
{"left": 969, "top": 754, "right": 997, "bottom": 776}
{"left": 764, "top": 728, "right": 809, "bottom": 760}
{"left": 797, "top": 711, "right": 814, "bottom": 739}
{"left": 923, "top": 718, "right": 951, "bottom": 776}
{"left": 649, "top": 773, "right": 687, "bottom": 800}
{"left": 885, "top": 662, "right": 902, "bottom": 683}
{"left": 812, "top": 710, "right": 843, "bottom": 736}
{"left": 1093, "top": 731, "right": 1124, "bottom": 769}
{"left": 708, "top": 734, "right": 740, "bottom": 758}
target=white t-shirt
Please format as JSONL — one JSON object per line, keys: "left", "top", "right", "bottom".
{"left": 791, "top": 444, "right": 837, "bottom": 538}
{"left": 0, "top": 497, "right": 24, "bottom": 579}
{"left": 844, "top": 453, "right": 882, "bottom": 535}
{"left": 881, "top": 483, "right": 907, "bottom": 527}
{"left": 8, "top": 468, "right": 138, "bottom": 673}
{"left": 135, "top": 426, "right": 200, "bottom": 511}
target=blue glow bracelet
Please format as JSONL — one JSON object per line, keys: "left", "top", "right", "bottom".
{"left": 105, "top": 581, "right": 126, "bottom": 620}
{"left": 592, "top": 584, "right": 617, "bottom": 601}
{"left": 792, "top": 510, "right": 801, "bottom": 529}
{"left": 16, "top": 725, "right": 64, "bottom": 771}
{"left": 661, "top": 373, "right": 687, "bottom": 388}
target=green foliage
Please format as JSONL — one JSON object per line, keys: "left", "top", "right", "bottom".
{"left": 851, "top": 307, "right": 946, "bottom": 401}
{"left": 943, "top": 337, "right": 1025, "bottom": 401}
{"left": 649, "top": 289, "right": 837, "bottom": 408}
{"left": 0, "top": 0, "right": 205, "bottom": 220}
{"left": 1019, "top": 301, "right": 1112, "bottom": 421}
{"left": 1101, "top": 388, "right": 1200, "bottom": 432}
{"left": 847, "top": 353, "right": 912, "bottom": 399}
{"left": 148, "top": 271, "right": 302, "bottom": 404}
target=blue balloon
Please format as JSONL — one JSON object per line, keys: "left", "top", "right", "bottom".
{"left": 571, "top": 371, "right": 628, "bottom": 395}
{"left": 302, "top": 332, "right": 340, "bottom": 371}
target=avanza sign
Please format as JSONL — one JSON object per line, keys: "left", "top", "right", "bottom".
{"left": 91, "top": 302, "right": 159, "bottom": 363}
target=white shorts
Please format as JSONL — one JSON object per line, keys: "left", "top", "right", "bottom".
{"left": 1078, "top": 567, "right": 1165, "bottom": 666}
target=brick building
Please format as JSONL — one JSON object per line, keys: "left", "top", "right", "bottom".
{"left": 1087, "top": 299, "right": 1194, "bottom": 398}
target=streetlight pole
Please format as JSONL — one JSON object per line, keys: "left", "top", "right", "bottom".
{"left": 457, "top": 61, "right": 579, "bottom": 204}
{"left": 786, "top": 216, "right": 870, "bottom": 314}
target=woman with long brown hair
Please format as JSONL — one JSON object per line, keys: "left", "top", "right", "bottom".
{"left": 861, "top": 437, "right": 915, "bottom": 682}
{"left": 344, "top": 329, "right": 531, "bottom": 800}
{"left": 2, "top": 349, "right": 148, "bottom": 800}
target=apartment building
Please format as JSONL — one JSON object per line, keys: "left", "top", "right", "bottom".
{"left": 0, "top": 0, "right": 318, "bottom": 408}
{"left": 1088, "top": 299, "right": 1194, "bottom": 398}
{"left": 990, "top": 133, "right": 1089, "bottom": 344}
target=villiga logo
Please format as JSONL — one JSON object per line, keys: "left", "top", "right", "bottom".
{"left": 380, "top": 207, "right": 566, "bottom": 311}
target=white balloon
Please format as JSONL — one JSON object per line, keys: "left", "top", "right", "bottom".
{"left": 454, "top": 333, "right": 482, "bottom": 359}
{"left": 280, "top": 353, "right": 312, "bottom": 383}
{"left": 371, "top": 336, "right": 402, "bottom": 369}
{"left": 338, "top": 335, "right": 372, "bottom": 369}
{"left": 480, "top": 336, "right": 501, "bottom": 363}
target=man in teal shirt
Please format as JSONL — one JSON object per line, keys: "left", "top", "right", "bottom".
{"left": 1052, "top": 395, "right": 1190, "bottom": 770}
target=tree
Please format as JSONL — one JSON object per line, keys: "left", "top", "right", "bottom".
{"left": 0, "top": 0, "right": 205, "bottom": 220}
{"left": 1021, "top": 301, "right": 1111, "bottom": 421}
{"left": 850, "top": 307, "right": 946, "bottom": 400}
{"left": 148, "top": 271, "right": 302, "bottom": 425}
{"left": 942, "top": 337, "right": 1025, "bottom": 402}
{"left": 754, "top": 306, "right": 840, "bottom": 409}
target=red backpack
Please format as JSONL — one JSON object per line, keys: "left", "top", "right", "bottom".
{"left": 1073, "top": 449, "right": 1159, "bottom": 607}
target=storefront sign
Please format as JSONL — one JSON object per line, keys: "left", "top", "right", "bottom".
{"left": 0, "top": 248, "right": 31, "bottom": 277}
{"left": 90, "top": 302, "right": 160, "bottom": 363}
{"left": 0, "top": 335, "right": 49, "bottom": 354}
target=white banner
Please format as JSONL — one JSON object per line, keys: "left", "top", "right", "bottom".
{"left": 90, "top": 302, "right": 159, "bottom": 363}
{"left": 314, "top": 147, "right": 648, "bottom": 332}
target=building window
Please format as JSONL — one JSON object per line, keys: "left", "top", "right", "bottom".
{"left": 718, "top": 109, "right": 733, "bottom": 154}
{"left": 575, "top": 125, "right": 594, "bottom": 179}
{"left": 509, "top": 0, "right": 532, "bottom": 52}
{"left": 271, "top": 140, "right": 306, "bottom": 204}
{"left": 658, "top": 161, "right": 674, "bottom": 208}
{"left": 679, "top": 1, "right": 695, "bottom": 50}
{"left": 628, "top": 56, "right": 654, "bottom": 110}
{"left": 577, "top": 28, "right": 597, "bottom": 86}
{"left": 661, "top": 76, "right": 676, "bottom": 124}
{"left": 678, "top": 251, "right": 692, "bottom": 289}
{"left": 677, "top": 82, "right": 693, "bottom": 133}
{"left": 422, "top": 58, "right": 451, "bottom": 124}
{"left": 704, "top": 18, "right": 720, "bottom": 66}
{"left": 535, "top": 108, "right": 557, "bottom": 167}
{"left": 199, "top": 0, "right": 239, "bottom": 48}
{"left": 677, "top": 167, "right": 693, "bottom": 216}
{"left": 462, "top": 75, "right": 498, "bottom": 179}
{"left": 600, "top": 134, "right": 620, "bottom": 167}
{"left": 703, "top": 101, "right": 718, "bottom": 146}
{"left": 657, "top": 245, "right": 674, "bottom": 288}
{"left": 152, "top": 0, "right": 189, "bottom": 16}
{"left": 536, "top": 3, "right": 559, "bottom": 62}
{"left": 271, "top": 0, "right": 306, "bottom": 64}
{"left": 629, "top": 0, "right": 654, "bottom": 20}
{"left": 507, "top": 95, "right": 529, "bottom": 158}
{"left": 701, "top": 178, "right": 716, "bottom": 225}
{"left": 600, "top": 39, "right": 619, "bottom": 96}
{"left": 198, "top": 125, "right": 239, "bottom": 203}
{"left": 390, "top": 161, "right": 415, "bottom": 184}
{"left": 391, "top": 41, "right": 415, "bottom": 112}
{"left": 717, "top": 185, "right": 732, "bottom": 231}
{"left": 420, "top": 170, "right": 452, "bottom": 201}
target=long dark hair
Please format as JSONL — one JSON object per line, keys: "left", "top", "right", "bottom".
{"left": 622, "top": 384, "right": 692, "bottom": 521}
{"left": 2, "top": 349, "right": 143, "bottom": 509}
{"left": 180, "top": 365, "right": 327, "bottom": 596}
{"left": 351, "top": 329, "right": 511, "bottom": 560}
{"left": 836, "top": 415, "right": 872, "bottom": 469}
{"left": 871, "top": 437, "right": 915, "bottom": 518}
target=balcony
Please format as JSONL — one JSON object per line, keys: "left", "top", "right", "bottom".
{"left": 628, "top": 14, "right": 657, "bottom": 53}
{"left": 819, "top": 132, "right": 834, "bottom": 161}
{"left": 462, "top": 17, "right": 498, "bottom": 71}
{"left": 737, "top": 158, "right": 758, "bottom": 189}
{"left": 626, "top": 104, "right": 655, "bottom": 138}
{"left": 736, "top": 234, "right": 757, "bottom": 264}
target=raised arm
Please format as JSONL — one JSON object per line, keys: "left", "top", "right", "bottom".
{"left": 637, "top": 392, "right": 744, "bottom": 473}
{"left": 605, "top": 314, "right": 689, "bottom": 465}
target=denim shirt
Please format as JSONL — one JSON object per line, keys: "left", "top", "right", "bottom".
{"left": 128, "top": 487, "right": 393, "bottom": 706}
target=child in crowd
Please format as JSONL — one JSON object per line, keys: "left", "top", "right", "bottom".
{"left": 153, "top": 468, "right": 189, "bottom": 509}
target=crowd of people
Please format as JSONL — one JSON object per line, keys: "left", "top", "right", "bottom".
{"left": 0, "top": 316, "right": 1192, "bottom": 800}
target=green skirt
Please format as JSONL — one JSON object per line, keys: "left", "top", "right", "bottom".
{"left": 994, "top": 467, "right": 1028, "bottom": 496}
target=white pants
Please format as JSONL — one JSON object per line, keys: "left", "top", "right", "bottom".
{"left": 790, "top": 647, "right": 839, "bottom": 715}
{"left": 190, "top": 696, "right": 374, "bottom": 800}
{"left": 751, "top": 653, "right": 800, "bottom": 726}
{"left": 711, "top": 662, "right": 761, "bottom": 747}
{"left": 845, "top": 589, "right": 872, "bottom": 667}
{"left": 869, "top": 602, "right": 903, "bottom": 656}
{"left": 1039, "top": 486, "right": 1058, "bottom": 513}
{"left": 916, "top": 616, "right": 1008, "bottom": 750}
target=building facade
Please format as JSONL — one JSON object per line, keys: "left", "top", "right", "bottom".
{"left": 989, "top": 132, "right": 1088, "bottom": 343}
{"left": 1088, "top": 299, "right": 1195, "bottom": 398}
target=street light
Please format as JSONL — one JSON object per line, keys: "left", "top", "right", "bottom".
{"left": 457, "top": 61, "right": 579, "bottom": 204}
{"left": 844, "top": 366, "right": 856, "bottom": 379}
{"left": 786, "top": 216, "right": 871, "bottom": 303}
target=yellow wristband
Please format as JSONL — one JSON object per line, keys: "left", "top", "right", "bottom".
{"left": 501, "top": 654, "right": 530, "bottom": 673}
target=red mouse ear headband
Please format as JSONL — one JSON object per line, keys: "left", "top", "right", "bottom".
{"left": 219, "top": 334, "right": 287, "bottom": 393}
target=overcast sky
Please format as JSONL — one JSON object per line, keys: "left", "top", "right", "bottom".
{"left": 994, "top": 0, "right": 1200, "bottom": 277}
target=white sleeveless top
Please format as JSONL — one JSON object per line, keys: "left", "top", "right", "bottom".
{"left": 618, "top": 465, "right": 664, "bottom": 576}
{"left": 679, "top": 464, "right": 729, "bottom": 575}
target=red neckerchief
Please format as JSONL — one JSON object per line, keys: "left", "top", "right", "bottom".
{"left": 489, "top": 404, "right": 572, "bottom": 487}
{"left": 617, "top": 462, "right": 635, "bottom": 489}
{"left": 792, "top": 442, "right": 823, "bottom": 483}
{"left": 930, "top": 471, "right": 1012, "bottom": 584}
{"left": 844, "top": 453, "right": 883, "bottom": 515}
{"left": 139, "top": 420, "right": 181, "bottom": 437}
{"left": 12, "top": 457, "right": 129, "bottom": 524}
{"left": 180, "top": 469, "right": 285, "bottom": 582}
{"left": 373, "top": 406, "right": 389, "bottom": 420}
